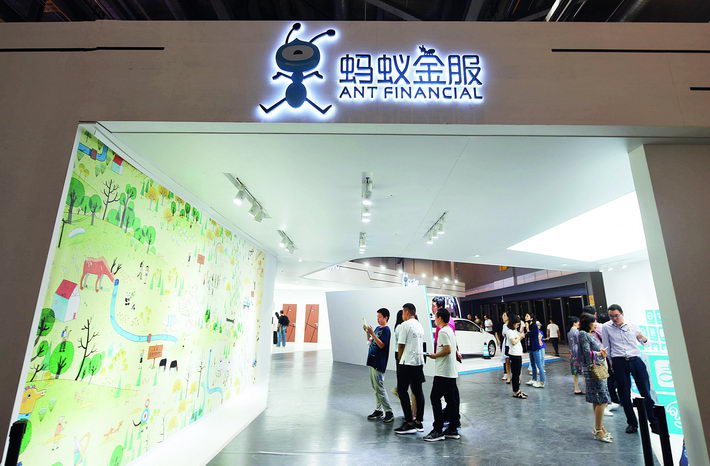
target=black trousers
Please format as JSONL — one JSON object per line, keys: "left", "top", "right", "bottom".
{"left": 509, "top": 355, "right": 522, "bottom": 393}
{"left": 430, "top": 376, "right": 460, "bottom": 431}
{"left": 606, "top": 363, "right": 620, "bottom": 404}
{"left": 549, "top": 337, "right": 559, "bottom": 355}
{"left": 612, "top": 357, "right": 658, "bottom": 427}
{"left": 397, "top": 364, "right": 425, "bottom": 423}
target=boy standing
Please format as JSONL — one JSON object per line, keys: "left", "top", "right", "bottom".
{"left": 424, "top": 308, "right": 461, "bottom": 441}
{"left": 364, "top": 308, "right": 394, "bottom": 423}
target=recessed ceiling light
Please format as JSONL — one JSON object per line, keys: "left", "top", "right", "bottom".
{"left": 434, "top": 276, "right": 439, "bottom": 280}
{"left": 561, "top": 263, "right": 568, "bottom": 267}
{"left": 444, "top": 277, "right": 449, "bottom": 282}
{"left": 474, "top": 254, "right": 480, "bottom": 258}
{"left": 298, "top": 258, "right": 303, "bottom": 263}
{"left": 421, "top": 273, "right": 426, "bottom": 278}
{"left": 380, "top": 265, "right": 386, "bottom": 270}
{"left": 507, "top": 192, "right": 646, "bottom": 262}
{"left": 608, "top": 267, "right": 614, "bottom": 271}
{"left": 454, "top": 279, "right": 459, "bottom": 284}
{"left": 621, "top": 264, "right": 628, "bottom": 269}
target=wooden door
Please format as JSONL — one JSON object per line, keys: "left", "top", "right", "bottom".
{"left": 304, "top": 304, "right": 319, "bottom": 343}
{"left": 282, "top": 304, "right": 297, "bottom": 342}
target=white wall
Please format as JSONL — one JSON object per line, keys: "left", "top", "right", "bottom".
{"left": 273, "top": 288, "right": 331, "bottom": 349}
{"left": 602, "top": 260, "right": 658, "bottom": 322}
{"left": 326, "top": 285, "right": 434, "bottom": 376}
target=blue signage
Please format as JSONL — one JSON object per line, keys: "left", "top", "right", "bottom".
{"left": 337, "top": 47, "right": 484, "bottom": 103}
{"left": 259, "top": 24, "right": 486, "bottom": 119}
{"left": 259, "top": 23, "right": 336, "bottom": 116}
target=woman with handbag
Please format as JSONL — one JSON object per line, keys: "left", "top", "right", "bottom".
{"left": 578, "top": 313, "right": 613, "bottom": 443}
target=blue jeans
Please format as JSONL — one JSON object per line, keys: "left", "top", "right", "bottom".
{"left": 530, "top": 349, "right": 546, "bottom": 383}
{"left": 277, "top": 327, "right": 287, "bottom": 347}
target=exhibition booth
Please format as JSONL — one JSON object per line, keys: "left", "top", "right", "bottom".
{"left": 1, "top": 20, "right": 709, "bottom": 466}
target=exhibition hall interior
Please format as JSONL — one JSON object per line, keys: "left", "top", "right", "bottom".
{"left": 2, "top": 121, "right": 694, "bottom": 465}
{"left": 2, "top": 2, "right": 710, "bottom": 466}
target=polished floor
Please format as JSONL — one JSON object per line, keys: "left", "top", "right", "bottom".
{"left": 209, "top": 350, "right": 652, "bottom": 465}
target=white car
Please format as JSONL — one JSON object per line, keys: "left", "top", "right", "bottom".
{"left": 450, "top": 318, "right": 497, "bottom": 358}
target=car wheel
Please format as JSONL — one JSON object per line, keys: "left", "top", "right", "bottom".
{"left": 488, "top": 341, "right": 496, "bottom": 357}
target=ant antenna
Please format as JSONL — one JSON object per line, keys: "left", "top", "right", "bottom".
{"left": 310, "top": 29, "right": 336, "bottom": 43}
{"left": 285, "top": 23, "right": 301, "bottom": 44}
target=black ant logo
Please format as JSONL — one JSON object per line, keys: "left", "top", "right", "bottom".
{"left": 260, "top": 23, "right": 336, "bottom": 115}
{"left": 419, "top": 45, "right": 436, "bottom": 56}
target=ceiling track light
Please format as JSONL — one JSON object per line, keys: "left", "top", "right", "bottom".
{"left": 277, "top": 230, "right": 297, "bottom": 254}
{"left": 225, "top": 174, "right": 271, "bottom": 222}
{"left": 361, "top": 172, "right": 373, "bottom": 206}
{"left": 424, "top": 211, "right": 447, "bottom": 244}
{"left": 359, "top": 232, "right": 367, "bottom": 250}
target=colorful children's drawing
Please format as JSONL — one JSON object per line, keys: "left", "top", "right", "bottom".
{"left": 12, "top": 130, "right": 266, "bottom": 465}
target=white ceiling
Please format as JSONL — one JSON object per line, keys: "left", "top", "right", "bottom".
{"left": 98, "top": 122, "right": 655, "bottom": 288}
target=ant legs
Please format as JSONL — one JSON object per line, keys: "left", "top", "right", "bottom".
{"left": 259, "top": 98, "right": 287, "bottom": 114}
{"left": 305, "top": 98, "right": 332, "bottom": 115}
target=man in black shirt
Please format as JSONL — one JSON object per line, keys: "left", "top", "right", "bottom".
{"left": 277, "top": 310, "right": 289, "bottom": 347}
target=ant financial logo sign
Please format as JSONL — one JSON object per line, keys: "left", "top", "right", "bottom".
{"left": 259, "top": 23, "right": 485, "bottom": 119}
{"left": 337, "top": 47, "right": 484, "bottom": 104}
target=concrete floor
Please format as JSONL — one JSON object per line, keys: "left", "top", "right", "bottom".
{"left": 209, "top": 350, "right": 651, "bottom": 465}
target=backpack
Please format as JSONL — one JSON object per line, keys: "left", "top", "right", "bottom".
{"left": 279, "top": 315, "right": 290, "bottom": 326}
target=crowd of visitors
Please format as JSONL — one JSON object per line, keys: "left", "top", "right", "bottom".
{"left": 360, "top": 301, "right": 659, "bottom": 445}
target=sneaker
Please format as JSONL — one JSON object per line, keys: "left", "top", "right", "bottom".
{"left": 382, "top": 412, "right": 395, "bottom": 423}
{"left": 394, "top": 422, "right": 418, "bottom": 435}
{"left": 604, "top": 408, "right": 614, "bottom": 417}
{"left": 526, "top": 379, "right": 535, "bottom": 386}
{"left": 608, "top": 402, "right": 620, "bottom": 411}
{"left": 367, "top": 410, "right": 383, "bottom": 420}
{"left": 423, "top": 429, "right": 445, "bottom": 442}
{"left": 443, "top": 427, "right": 461, "bottom": 439}
{"left": 414, "top": 421, "right": 424, "bottom": 432}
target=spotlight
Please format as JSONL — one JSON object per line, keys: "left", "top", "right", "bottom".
{"left": 426, "top": 239, "right": 433, "bottom": 245}
{"left": 437, "top": 224, "right": 445, "bottom": 236}
{"left": 279, "top": 242, "right": 285, "bottom": 248}
{"left": 421, "top": 273, "right": 426, "bottom": 278}
{"left": 424, "top": 212, "right": 447, "bottom": 244}
{"left": 362, "top": 197, "right": 372, "bottom": 206}
{"left": 361, "top": 173, "right": 373, "bottom": 206}
{"left": 434, "top": 276, "right": 439, "bottom": 281}
{"left": 359, "top": 249, "right": 365, "bottom": 254}
{"left": 248, "top": 203, "right": 259, "bottom": 217}
{"left": 362, "top": 207, "right": 371, "bottom": 217}
{"left": 233, "top": 189, "right": 246, "bottom": 206}
{"left": 362, "top": 217, "right": 371, "bottom": 223}
{"left": 444, "top": 277, "right": 449, "bottom": 282}
{"left": 454, "top": 279, "right": 459, "bottom": 284}
{"left": 298, "top": 258, "right": 303, "bottom": 263}
{"left": 254, "top": 209, "right": 265, "bottom": 222}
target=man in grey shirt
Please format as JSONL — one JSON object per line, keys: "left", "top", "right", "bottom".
{"left": 601, "top": 304, "right": 659, "bottom": 434}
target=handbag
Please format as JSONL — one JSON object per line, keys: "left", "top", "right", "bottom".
{"left": 590, "top": 360, "right": 609, "bottom": 380}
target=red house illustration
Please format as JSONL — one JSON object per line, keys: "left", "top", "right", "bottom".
{"left": 52, "top": 280, "right": 80, "bottom": 322}
{"left": 111, "top": 155, "right": 124, "bottom": 174}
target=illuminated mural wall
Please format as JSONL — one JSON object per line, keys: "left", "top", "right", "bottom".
{"left": 13, "top": 130, "right": 265, "bottom": 465}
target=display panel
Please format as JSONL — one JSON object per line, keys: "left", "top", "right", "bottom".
{"left": 13, "top": 130, "right": 265, "bottom": 465}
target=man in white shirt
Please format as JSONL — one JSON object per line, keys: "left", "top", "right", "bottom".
{"left": 546, "top": 319, "right": 560, "bottom": 356}
{"left": 394, "top": 303, "right": 426, "bottom": 435}
{"left": 424, "top": 308, "right": 460, "bottom": 442}
{"left": 484, "top": 316, "right": 493, "bottom": 333}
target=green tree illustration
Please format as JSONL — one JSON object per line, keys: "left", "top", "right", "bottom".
{"left": 119, "top": 184, "right": 137, "bottom": 228}
{"left": 124, "top": 206, "right": 136, "bottom": 232}
{"left": 145, "top": 226, "right": 156, "bottom": 253}
{"left": 35, "top": 308, "right": 55, "bottom": 346}
{"left": 65, "top": 177, "right": 85, "bottom": 225}
{"left": 109, "top": 445, "right": 124, "bottom": 466}
{"left": 49, "top": 341, "right": 75, "bottom": 379}
{"left": 88, "top": 194, "right": 102, "bottom": 225}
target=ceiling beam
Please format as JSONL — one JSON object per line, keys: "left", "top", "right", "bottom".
{"left": 363, "top": 0, "right": 421, "bottom": 20}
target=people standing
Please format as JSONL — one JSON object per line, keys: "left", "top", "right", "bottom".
{"left": 567, "top": 317, "right": 584, "bottom": 395}
{"left": 547, "top": 319, "right": 560, "bottom": 356}
{"left": 524, "top": 313, "right": 546, "bottom": 388}
{"left": 587, "top": 306, "right": 621, "bottom": 417}
{"left": 504, "top": 314, "right": 527, "bottom": 399}
{"left": 601, "top": 304, "right": 659, "bottom": 435}
{"left": 432, "top": 297, "right": 455, "bottom": 348}
{"left": 578, "top": 313, "right": 613, "bottom": 443}
{"left": 272, "top": 312, "right": 279, "bottom": 345}
{"left": 498, "top": 311, "right": 511, "bottom": 383}
{"left": 424, "top": 307, "right": 461, "bottom": 441}
{"left": 277, "top": 310, "right": 289, "bottom": 347}
{"left": 394, "top": 303, "right": 426, "bottom": 435}
{"left": 484, "top": 315, "right": 493, "bottom": 333}
{"left": 364, "top": 308, "right": 394, "bottom": 423}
